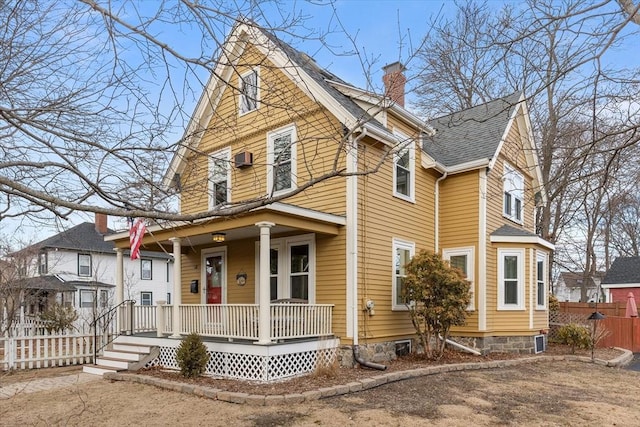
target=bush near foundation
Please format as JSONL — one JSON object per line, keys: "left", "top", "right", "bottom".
{"left": 176, "top": 333, "right": 210, "bottom": 378}
{"left": 555, "top": 323, "right": 591, "bottom": 354}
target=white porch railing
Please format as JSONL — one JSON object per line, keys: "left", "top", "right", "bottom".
{"left": 270, "top": 303, "right": 333, "bottom": 340}
{"left": 133, "top": 305, "right": 156, "bottom": 333}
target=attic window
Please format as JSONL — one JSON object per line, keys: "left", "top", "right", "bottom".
{"left": 503, "top": 163, "right": 524, "bottom": 223}
{"left": 239, "top": 68, "right": 259, "bottom": 114}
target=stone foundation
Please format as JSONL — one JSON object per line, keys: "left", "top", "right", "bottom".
{"left": 337, "top": 334, "right": 542, "bottom": 366}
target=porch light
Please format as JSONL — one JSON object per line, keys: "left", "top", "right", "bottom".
{"left": 212, "top": 232, "right": 226, "bottom": 243}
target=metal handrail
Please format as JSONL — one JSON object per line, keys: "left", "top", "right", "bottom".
{"left": 92, "top": 299, "right": 136, "bottom": 363}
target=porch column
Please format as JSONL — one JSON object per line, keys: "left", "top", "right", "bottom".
{"left": 256, "top": 221, "right": 275, "bottom": 344}
{"left": 169, "top": 237, "right": 182, "bottom": 339}
{"left": 115, "top": 248, "right": 124, "bottom": 305}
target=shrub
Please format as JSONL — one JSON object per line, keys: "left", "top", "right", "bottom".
{"left": 548, "top": 294, "right": 560, "bottom": 313}
{"left": 402, "top": 250, "right": 471, "bottom": 360}
{"left": 175, "top": 333, "right": 210, "bottom": 378}
{"left": 556, "top": 323, "right": 591, "bottom": 354}
{"left": 38, "top": 304, "right": 78, "bottom": 333}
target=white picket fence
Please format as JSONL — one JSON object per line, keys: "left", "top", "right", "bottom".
{"left": 1, "top": 332, "right": 97, "bottom": 370}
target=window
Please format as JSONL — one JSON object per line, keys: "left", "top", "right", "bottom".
{"left": 38, "top": 252, "right": 47, "bottom": 275}
{"left": 290, "top": 244, "right": 309, "bottom": 300}
{"left": 239, "top": 68, "right": 259, "bottom": 114}
{"left": 537, "top": 252, "right": 547, "bottom": 309}
{"left": 256, "top": 235, "right": 315, "bottom": 302}
{"left": 208, "top": 148, "right": 231, "bottom": 208}
{"left": 78, "top": 254, "right": 91, "bottom": 277}
{"left": 267, "top": 125, "right": 297, "bottom": 194}
{"left": 100, "top": 290, "right": 109, "bottom": 308}
{"left": 498, "top": 249, "right": 525, "bottom": 310}
{"left": 443, "top": 247, "right": 475, "bottom": 310}
{"left": 393, "top": 133, "right": 415, "bottom": 202}
{"left": 166, "top": 262, "right": 170, "bottom": 282}
{"left": 141, "top": 292, "right": 153, "bottom": 306}
{"left": 503, "top": 163, "right": 524, "bottom": 222}
{"left": 166, "top": 293, "right": 171, "bottom": 305}
{"left": 392, "top": 239, "right": 415, "bottom": 310}
{"left": 80, "top": 290, "right": 96, "bottom": 308}
{"left": 141, "top": 259, "right": 152, "bottom": 280}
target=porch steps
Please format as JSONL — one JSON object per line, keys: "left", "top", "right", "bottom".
{"left": 83, "top": 342, "right": 159, "bottom": 376}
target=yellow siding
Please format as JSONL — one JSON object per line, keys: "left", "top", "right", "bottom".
{"left": 355, "top": 116, "right": 437, "bottom": 344}
{"left": 179, "top": 44, "right": 346, "bottom": 217}
{"left": 439, "top": 170, "right": 480, "bottom": 332}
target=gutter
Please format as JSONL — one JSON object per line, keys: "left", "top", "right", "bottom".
{"left": 434, "top": 171, "right": 448, "bottom": 253}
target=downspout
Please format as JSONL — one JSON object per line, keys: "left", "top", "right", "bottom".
{"left": 349, "top": 128, "right": 367, "bottom": 347}
{"left": 349, "top": 128, "right": 387, "bottom": 371}
{"left": 439, "top": 335, "right": 482, "bottom": 356}
{"left": 434, "top": 171, "right": 448, "bottom": 253}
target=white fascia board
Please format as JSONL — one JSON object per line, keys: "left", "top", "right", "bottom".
{"left": 162, "top": 25, "right": 249, "bottom": 189}
{"left": 517, "top": 97, "right": 547, "bottom": 206}
{"left": 420, "top": 156, "right": 490, "bottom": 175}
{"left": 267, "top": 202, "right": 346, "bottom": 225}
{"left": 600, "top": 283, "right": 640, "bottom": 289}
{"left": 489, "top": 234, "right": 555, "bottom": 250}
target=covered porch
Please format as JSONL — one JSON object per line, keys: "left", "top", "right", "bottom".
{"left": 107, "top": 203, "right": 345, "bottom": 346}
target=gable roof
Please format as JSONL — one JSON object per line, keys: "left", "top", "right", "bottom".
{"left": 558, "top": 271, "right": 605, "bottom": 289}
{"left": 163, "top": 20, "right": 398, "bottom": 188}
{"left": 423, "top": 92, "right": 522, "bottom": 169}
{"left": 602, "top": 257, "right": 640, "bottom": 285}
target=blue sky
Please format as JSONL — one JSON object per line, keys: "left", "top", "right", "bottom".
{"left": 4, "top": 0, "right": 638, "bottom": 245}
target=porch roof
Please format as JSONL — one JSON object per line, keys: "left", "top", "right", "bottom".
{"left": 106, "top": 202, "right": 345, "bottom": 249}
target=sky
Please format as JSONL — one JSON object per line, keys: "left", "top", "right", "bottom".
{"left": 2, "top": 0, "right": 638, "bottom": 247}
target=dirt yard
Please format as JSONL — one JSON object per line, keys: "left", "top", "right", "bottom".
{"left": 2, "top": 359, "right": 639, "bottom": 426}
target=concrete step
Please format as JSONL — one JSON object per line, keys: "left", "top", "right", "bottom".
{"left": 103, "top": 349, "right": 144, "bottom": 361}
{"left": 95, "top": 357, "right": 134, "bottom": 370}
{"left": 83, "top": 364, "right": 122, "bottom": 376}
{"left": 111, "top": 343, "right": 153, "bottom": 354}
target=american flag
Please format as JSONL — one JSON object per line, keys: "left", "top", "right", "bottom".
{"left": 129, "top": 218, "right": 146, "bottom": 260}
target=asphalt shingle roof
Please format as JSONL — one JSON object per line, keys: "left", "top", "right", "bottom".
{"left": 602, "top": 257, "right": 640, "bottom": 285}
{"left": 490, "top": 224, "right": 538, "bottom": 238}
{"left": 35, "top": 222, "right": 114, "bottom": 253}
{"left": 424, "top": 92, "right": 522, "bottom": 167}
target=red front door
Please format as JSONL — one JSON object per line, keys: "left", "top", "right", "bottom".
{"left": 206, "top": 255, "right": 223, "bottom": 304}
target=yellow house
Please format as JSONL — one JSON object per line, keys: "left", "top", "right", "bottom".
{"left": 97, "top": 21, "right": 553, "bottom": 381}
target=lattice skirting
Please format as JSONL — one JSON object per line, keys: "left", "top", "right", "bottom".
{"left": 147, "top": 345, "right": 336, "bottom": 382}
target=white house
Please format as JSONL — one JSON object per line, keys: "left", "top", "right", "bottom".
{"left": 15, "top": 214, "right": 173, "bottom": 319}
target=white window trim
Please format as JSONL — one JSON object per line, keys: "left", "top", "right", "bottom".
{"left": 503, "top": 162, "right": 524, "bottom": 224}
{"left": 266, "top": 124, "right": 297, "bottom": 196}
{"left": 498, "top": 248, "right": 525, "bottom": 310}
{"left": 78, "top": 254, "right": 92, "bottom": 277}
{"left": 208, "top": 147, "right": 231, "bottom": 209}
{"left": 392, "top": 238, "right": 415, "bottom": 311}
{"left": 536, "top": 251, "right": 548, "bottom": 310}
{"left": 140, "top": 291, "right": 153, "bottom": 306}
{"left": 442, "top": 246, "right": 475, "bottom": 311}
{"left": 238, "top": 67, "right": 260, "bottom": 115}
{"left": 254, "top": 234, "right": 315, "bottom": 304}
{"left": 392, "top": 131, "right": 415, "bottom": 203}
{"left": 141, "top": 259, "right": 152, "bottom": 280}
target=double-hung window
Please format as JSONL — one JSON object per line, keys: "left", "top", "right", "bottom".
{"left": 141, "top": 259, "right": 152, "bottom": 280}
{"left": 392, "top": 239, "right": 415, "bottom": 310}
{"left": 393, "top": 132, "right": 415, "bottom": 202}
{"left": 209, "top": 148, "right": 231, "bottom": 208}
{"left": 239, "top": 68, "right": 259, "bottom": 114}
{"left": 38, "top": 252, "right": 47, "bottom": 275}
{"left": 80, "top": 290, "right": 96, "bottom": 308}
{"left": 78, "top": 254, "right": 92, "bottom": 277}
{"left": 536, "top": 252, "right": 547, "bottom": 310}
{"left": 267, "top": 125, "right": 297, "bottom": 195}
{"left": 498, "top": 249, "right": 525, "bottom": 310}
{"left": 443, "top": 247, "right": 475, "bottom": 310}
{"left": 141, "top": 292, "right": 153, "bottom": 306}
{"left": 503, "top": 163, "right": 524, "bottom": 222}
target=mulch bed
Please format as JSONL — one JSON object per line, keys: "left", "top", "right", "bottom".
{"left": 136, "top": 344, "right": 624, "bottom": 397}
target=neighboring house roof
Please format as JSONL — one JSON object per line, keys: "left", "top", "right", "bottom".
{"left": 424, "top": 92, "right": 521, "bottom": 168}
{"left": 558, "top": 271, "right": 605, "bottom": 289}
{"left": 602, "top": 257, "right": 640, "bottom": 285}
{"left": 17, "top": 276, "right": 77, "bottom": 292}
{"left": 35, "top": 222, "right": 114, "bottom": 253}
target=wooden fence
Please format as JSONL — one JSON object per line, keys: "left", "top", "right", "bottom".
{"left": 557, "top": 301, "right": 627, "bottom": 317}
{"left": 1, "top": 333, "right": 96, "bottom": 370}
{"left": 598, "top": 317, "right": 640, "bottom": 352}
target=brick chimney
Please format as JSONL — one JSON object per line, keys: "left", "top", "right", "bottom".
{"left": 382, "top": 62, "right": 406, "bottom": 107}
{"left": 95, "top": 213, "right": 108, "bottom": 234}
